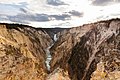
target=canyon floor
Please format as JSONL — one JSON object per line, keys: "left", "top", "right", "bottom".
{"left": 0, "top": 18, "right": 120, "bottom": 80}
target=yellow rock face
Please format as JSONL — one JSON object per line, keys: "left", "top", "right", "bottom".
{"left": 0, "top": 24, "right": 52, "bottom": 80}
{"left": 91, "top": 62, "right": 120, "bottom": 80}
{"left": 46, "top": 68, "right": 71, "bottom": 80}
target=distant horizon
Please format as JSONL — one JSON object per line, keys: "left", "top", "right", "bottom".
{"left": 0, "top": 21, "right": 70, "bottom": 28}
{"left": 0, "top": 17, "right": 120, "bottom": 28}
{"left": 0, "top": 0, "right": 120, "bottom": 28}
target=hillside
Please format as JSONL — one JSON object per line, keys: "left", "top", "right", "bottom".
{"left": 0, "top": 18, "right": 120, "bottom": 80}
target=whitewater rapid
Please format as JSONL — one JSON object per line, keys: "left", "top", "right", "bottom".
{"left": 45, "top": 34, "right": 58, "bottom": 71}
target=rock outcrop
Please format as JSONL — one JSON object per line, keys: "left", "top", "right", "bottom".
{"left": 46, "top": 67, "right": 70, "bottom": 80}
{"left": 50, "top": 18, "right": 120, "bottom": 80}
{"left": 0, "top": 24, "right": 53, "bottom": 80}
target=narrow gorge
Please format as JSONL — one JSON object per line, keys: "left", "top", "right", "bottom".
{"left": 45, "top": 33, "right": 58, "bottom": 71}
{"left": 0, "top": 18, "right": 120, "bottom": 80}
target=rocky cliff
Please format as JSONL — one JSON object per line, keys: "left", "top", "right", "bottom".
{"left": 0, "top": 24, "right": 53, "bottom": 80}
{"left": 0, "top": 18, "right": 120, "bottom": 80}
{"left": 50, "top": 18, "right": 120, "bottom": 80}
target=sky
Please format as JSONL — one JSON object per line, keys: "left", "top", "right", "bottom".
{"left": 0, "top": 0, "right": 120, "bottom": 28}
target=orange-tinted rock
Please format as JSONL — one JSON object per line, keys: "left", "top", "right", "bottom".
{"left": 0, "top": 24, "right": 53, "bottom": 80}
{"left": 46, "top": 68, "right": 70, "bottom": 80}
{"left": 50, "top": 19, "right": 120, "bottom": 80}
{"left": 0, "top": 18, "right": 120, "bottom": 80}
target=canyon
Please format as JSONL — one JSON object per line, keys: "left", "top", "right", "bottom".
{"left": 0, "top": 18, "right": 120, "bottom": 80}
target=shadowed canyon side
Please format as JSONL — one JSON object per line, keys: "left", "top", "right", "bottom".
{"left": 0, "top": 18, "right": 120, "bottom": 80}
{"left": 49, "top": 18, "right": 120, "bottom": 80}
